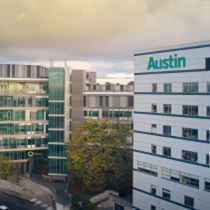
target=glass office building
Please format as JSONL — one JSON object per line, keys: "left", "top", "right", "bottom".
{"left": 0, "top": 64, "right": 49, "bottom": 173}
{"left": 48, "top": 67, "right": 69, "bottom": 177}
{"left": 0, "top": 65, "right": 133, "bottom": 179}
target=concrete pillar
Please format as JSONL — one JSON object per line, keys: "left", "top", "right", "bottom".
{"left": 24, "top": 162, "right": 26, "bottom": 174}
{"left": 29, "top": 158, "right": 32, "bottom": 173}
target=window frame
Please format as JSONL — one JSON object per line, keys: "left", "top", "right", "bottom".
{"left": 163, "top": 125, "right": 171, "bottom": 136}
{"left": 163, "top": 104, "right": 171, "bottom": 114}
{"left": 162, "top": 188, "right": 171, "bottom": 200}
{"left": 152, "top": 83, "right": 157, "bottom": 93}
{"left": 151, "top": 144, "right": 157, "bottom": 154}
{"left": 163, "top": 83, "right": 172, "bottom": 93}
{"left": 184, "top": 195, "right": 194, "bottom": 208}
{"left": 163, "top": 147, "right": 171, "bottom": 157}
{"left": 182, "top": 150, "right": 198, "bottom": 163}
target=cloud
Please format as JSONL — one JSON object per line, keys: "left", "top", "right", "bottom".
{"left": 106, "top": 73, "right": 133, "bottom": 79}
{"left": 0, "top": 1, "right": 210, "bottom": 80}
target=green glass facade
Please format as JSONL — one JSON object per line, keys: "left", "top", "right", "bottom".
{"left": 48, "top": 67, "right": 67, "bottom": 175}
{"left": 0, "top": 78, "right": 49, "bottom": 167}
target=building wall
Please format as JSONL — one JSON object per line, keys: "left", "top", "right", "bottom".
{"left": 48, "top": 67, "right": 69, "bottom": 177}
{"left": 133, "top": 41, "right": 210, "bottom": 210}
{"left": 71, "top": 70, "right": 86, "bottom": 133}
{"left": 0, "top": 65, "right": 49, "bottom": 171}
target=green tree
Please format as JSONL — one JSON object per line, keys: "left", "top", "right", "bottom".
{"left": 71, "top": 193, "right": 98, "bottom": 210}
{"left": 0, "top": 157, "right": 14, "bottom": 180}
{"left": 67, "top": 119, "right": 132, "bottom": 193}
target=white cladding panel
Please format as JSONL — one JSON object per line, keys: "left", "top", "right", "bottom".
{"left": 133, "top": 41, "right": 210, "bottom": 210}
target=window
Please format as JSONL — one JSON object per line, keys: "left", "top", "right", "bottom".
{"left": 184, "top": 196, "right": 194, "bottom": 207}
{"left": 164, "top": 83, "right": 172, "bottom": 92}
{"left": 151, "top": 185, "right": 156, "bottom": 195}
{"left": 163, "top": 147, "right": 171, "bottom": 157}
{"left": 207, "top": 106, "right": 210, "bottom": 116}
{"left": 207, "top": 130, "right": 210, "bottom": 141}
{"left": 183, "top": 105, "right": 198, "bottom": 116}
{"left": 151, "top": 104, "right": 157, "bottom": 113}
{"left": 182, "top": 150, "right": 198, "bottom": 162}
{"left": 151, "top": 124, "right": 157, "bottom": 133}
{"left": 207, "top": 82, "right": 210, "bottom": 92}
{"left": 114, "top": 203, "right": 124, "bottom": 210}
{"left": 152, "top": 83, "right": 157, "bottom": 92}
{"left": 150, "top": 205, "right": 156, "bottom": 210}
{"left": 205, "top": 58, "right": 210, "bottom": 70}
{"left": 137, "top": 161, "right": 158, "bottom": 177}
{"left": 182, "top": 128, "right": 198, "bottom": 139}
{"left": 163, "top": 104, "right": 171, "bottom": 114}
{"left": 162, "top": 189, "right": 170, "bottom": 200}
{"left": 128, "top": 96, "right": 133, "bottom": 107}
{"left": 105, "top": 96, "right": 109, "bottom": 107}
{"left": 151, "top": 145, "right": 156, "bottom": 154}
{"left": 204, "top": 178, "right": 210, "bottom": 192}
{"left": 163, "top": 125, "right": 171, "bottom": 136}
{"left": 206, "top": 154, "right": 209, "bottom": 165}
{"left": 183, "top": 82, "right": 198, "bottom": 92}
{"left": 162, "top": 167, "right": 199, "bottom": 189}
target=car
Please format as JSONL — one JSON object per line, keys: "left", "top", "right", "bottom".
{"left": 0, "top": 206, "right": 8, "bottom": 210}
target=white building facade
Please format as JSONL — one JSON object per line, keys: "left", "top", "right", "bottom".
{"left": 133, "top": 41, "right": 210, "bottom": 210}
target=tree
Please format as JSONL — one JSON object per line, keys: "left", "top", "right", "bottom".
{"left": 0, "top": 157, "right": 14, "bottom": 180}
{"left": 71, "top": 193, "right": 98, "bottom": 210}
{"left": 67, "top": 118, "right": 132, "bottom": 193}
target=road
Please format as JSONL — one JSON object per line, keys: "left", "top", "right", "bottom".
{"left": 0, "top": 192, "right": 42, "bottom": 210}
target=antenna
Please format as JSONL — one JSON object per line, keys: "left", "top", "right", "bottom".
{"left": 64, "top": 60, "right": 68, "bottom": 70}
{"left": 50, "top": 59, "right": 54, "bottom": 67}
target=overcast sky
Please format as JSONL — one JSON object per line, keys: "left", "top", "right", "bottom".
{"left": 0, "top": 0, "right": 210, "bottom": 83}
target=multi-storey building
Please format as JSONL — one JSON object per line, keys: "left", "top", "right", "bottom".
{"left": 133, "top": 41, "right": 210, "bottom": 210}
{"left": 0, "top": 65, "right": 134, "bottom": 179}
{"left": 0, "top": 64, "right": 49, "bottom": 173}
{"left": 83, "top": 82, "right": 133, "bottom": 125}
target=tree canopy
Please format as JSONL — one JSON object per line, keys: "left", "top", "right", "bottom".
{"left": 67, "top": 118, "right": 132, "bottom": 193}
{"left": 0, "top": 157, "right": 14, "bottom": 180}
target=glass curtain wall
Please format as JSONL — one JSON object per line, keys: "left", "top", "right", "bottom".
{"left": 48, "top": 67, "right": 67, "bottom": 174}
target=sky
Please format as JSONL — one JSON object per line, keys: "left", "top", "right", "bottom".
{"left": 1, "top": 0, "right": 210, "bottom": 83}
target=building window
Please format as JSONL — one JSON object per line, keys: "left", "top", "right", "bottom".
{"left": 152, "top": 83, "right": 157, "bottom": 92}
{"left": 150, "top": 205, "right": 156, "bottom": 210}
{"left": 206, "top": 154, "right": 209, "bottom": 165}
{"left": 206, "top": 58, "right": 210, "bottom": 70}
{"left": 163, "top": 104, "right": 171, "bottom": 114}
{"left": 182, "top": 127, "right": 198, "bottom": 139}
{"left": 151, "top": 145, "right": 156, "bottom": 154}
{"left": 151, "top": 104, "right": 157, "bottom": 113}
{"left": 163, "top": 125, "right": 171, "bottom": 136}
{"left": 162, "top": 167, "right": 199, "bottom": 189}
{"left": 151, "top": 124, "right": 157, "bottom": 133}
{"left": 182, "top": 150, "right": 198, "bottom": 162}
{"left": 204, "top": 178, "right": 210, "bottom": 192}
{"left": 207, "top": 82, "right": 210, "bottom": 92}
{"left": 162, "top": 189, "right": 170, "bottom": 200}
{"left": 163, "top": 147, "right": 171, "bottom": 157}
{"left": 163, "top": 83, "right": 172, "bottom": 92}
{"left": 207, "top": 106, "right": 210, "bottom": 116}
{"left": 183, "top": 105, "right": 198, "bottom": 116}
{"left": 151, "top": 185, "right": 156, "bottom": 195}
{"left": 184, "top": 196, "right": 194, "bottom": 208}
{"left": 128, "top": 96, "right": 133, "bottom": 107}
{"left": 137, "top": 161, "right": 158, "bottom": 177}
{"left": 114, "top": 203, "right": 124, "bottom": 210}
{"left": 183, "top": 82, "right": 198, "bottom": 92}
{"left": 207, "top": 130, "right": 210, "bottom": 141}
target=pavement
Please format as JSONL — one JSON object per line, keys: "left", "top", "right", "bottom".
{"left": 28, "top": 173, "right": 71, "bottom": 206}
{"left": 0, "top": 191, "right": 42, "bottom": 210}
{"left": 19, "top": 176, "right": 55, "bottom": 209}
